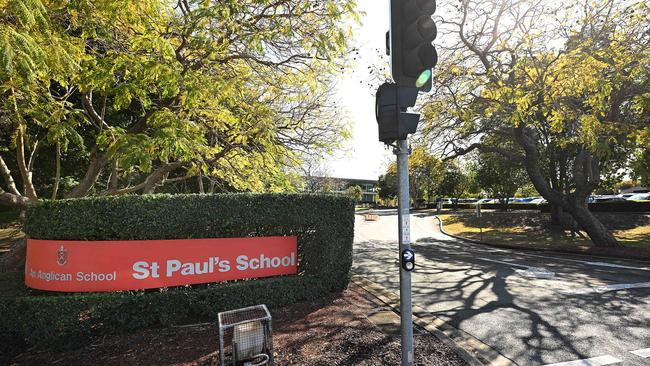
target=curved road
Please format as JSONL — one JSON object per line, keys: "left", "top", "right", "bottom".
{"left": 353, "top": 210, "right": 650, "bottom": 366}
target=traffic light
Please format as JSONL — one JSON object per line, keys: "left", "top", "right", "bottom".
{"left": 375, "top": 82, "right": 420, "bottom": 143}
{"left": 390, "top": 0, "right": 438, "bottom": 92}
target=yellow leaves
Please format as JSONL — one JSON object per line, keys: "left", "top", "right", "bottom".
{"left": 577, "top": 114, "right": 600, "bottom": 147}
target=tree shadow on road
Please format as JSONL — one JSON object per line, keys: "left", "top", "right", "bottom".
{"left": 353, "top": 236, "right": 650, "bottom": 365}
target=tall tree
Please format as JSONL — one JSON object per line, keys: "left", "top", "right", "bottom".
{"left": 409, "top": 146, "right": 444, "bottom": 205}
{"left": 438, "top": 163, "right": 471, "bottom": 207}
{"left": 475, "top": 151, "right": 528, "bottom": 208}
{"left": 421, "top": 0, "right": 650, "bottom": 247}
{"left": 378, "top": 147, "right": 444, "bottom": 206}
{"left": 377, "top": 168, "right": 398, "bottom": 202}
{"left": 0, "top": 0, "right": 357, "bottom": 208}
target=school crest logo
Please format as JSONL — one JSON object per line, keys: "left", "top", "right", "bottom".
{"left": 57, "top": 245, "right": 67, "bottom": 266}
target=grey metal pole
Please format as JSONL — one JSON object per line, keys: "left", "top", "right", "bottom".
{"left": 395, "top": 138, "right": 413, "bottom": 366}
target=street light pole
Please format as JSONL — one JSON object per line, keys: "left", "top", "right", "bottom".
{"left": 395, "top": 138, "right": 413, "bottom": 366}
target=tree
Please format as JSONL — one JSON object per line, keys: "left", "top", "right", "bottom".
{"left": 0, "top": 0, "right": 357, "bottom": 209}
{"left": 475, "top": 151, "right": 529, "bottom": 209}
{"left": 377, "top": 147, "right": 444, "bottom": 207}
{"left": 299, "top": 157, "right": 337, "bottom": 194}
{"left": 409, "top": 146, "right": 444, "bottom": 205}
{"left": 438, "top": 164, "right": 469, "bottom": 207}
{"left": 377, "top": 169, "right": 398, "bottom": 202}
{"left": 631, "top": 129, "right": 650, "bottom": 186}
{"left": 421, "top": 0, "right": 650, "bottom": 247}
{"left": 346, "top": 185, "right": 363, "bottom": 203}
{"left": 516, "top": 184, "right": 539, "bottom": 198}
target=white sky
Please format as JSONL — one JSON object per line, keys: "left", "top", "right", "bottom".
{"left": 327, "top": 0, "right": 393, "bottom": 181}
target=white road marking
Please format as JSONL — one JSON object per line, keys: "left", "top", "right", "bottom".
{"left": 559, "top": 282, "right": 650, "bottom": 295}
{"left": 583, "top": 261, "right": 650, "bottom": 271}
{"left": 515, "top": 267, "right": 555, "bottom": 279}
{"left": 543, "top": 355, "right": 622, "bottom": 366}
{"left": 426, "top": 237, "right": 650, "bottom": 272}
{"left": 522, "top": 254, "right": 650, "bottom": 272}
{"left": 630, "top": 348, "right": 650, "bottom": 358}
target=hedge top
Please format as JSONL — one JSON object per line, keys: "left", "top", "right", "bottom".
{"left": 26, "top": 193, "right": 354, "bottom": 241}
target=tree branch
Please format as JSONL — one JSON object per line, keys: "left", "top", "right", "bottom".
{"left": 0, "top": 155, "right": 21, "bottom": 196}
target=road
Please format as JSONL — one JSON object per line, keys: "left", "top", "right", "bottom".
{"left": 353, "top": 210, "right": 650, "bottom": 366}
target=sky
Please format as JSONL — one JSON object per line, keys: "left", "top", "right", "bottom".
{"left": 327, "top": 0, "right": 392, "bottom": 181}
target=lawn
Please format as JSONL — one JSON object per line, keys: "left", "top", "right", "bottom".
{"left": 438, "top": 211, "right": 650, "bottom": 250}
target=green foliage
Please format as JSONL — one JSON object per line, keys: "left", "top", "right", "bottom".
{"left": 3, "top": 193, "right": 354, "bottom": 356}
{"left": 515, "top": 184, "right": 540, "bottom": 198}
{"left": 409, "top": 147, "right": 444, "bottom": 204}
{"left": 0, "top": 0, "right": 358, "bottom": 203}
{"left": 377, "top": 147, "right": 444, "bottom": 205}
{"left": 423, "top": 0, "right": 650, "bottom": 197}
{"left": 377, "top": 170, "right": 398, "bottom": 201}
{"left": 346, "top": 185, "right": 363, "bottom": 203}
{"left": 475, "top": 152, "right": 529, "bottom": 201}
{"left": 438, "top": 164, "right": 471, "bottom": 202}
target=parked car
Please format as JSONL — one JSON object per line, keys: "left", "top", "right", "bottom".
{"left": 530, "top": 197, "right": 547, "bottom": 204}
{"left": 626, "top": 193, "right": 650, "bottom": 201}
{"left": 593, "top": 195, "right": 626, "bottom": 203}
{"left": 518, "top": 197, "right": 536, "bottom": 203}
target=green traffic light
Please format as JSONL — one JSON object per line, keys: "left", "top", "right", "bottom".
{"left": 415, "top": 69, "right": 432, "bottom": 88}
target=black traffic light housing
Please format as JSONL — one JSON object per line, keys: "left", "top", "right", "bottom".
{"left": 390, "top": 0, "right": 437, "bottom": 92}
{"left": 401, "top": 249, "right": 415, "bottom": 271}
{"left": 375, "top": 82, "right": 420, "bottom": 144}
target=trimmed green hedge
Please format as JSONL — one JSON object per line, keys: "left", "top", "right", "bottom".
{"left": 1, "top": 193, "right": 354, "bottom": 359}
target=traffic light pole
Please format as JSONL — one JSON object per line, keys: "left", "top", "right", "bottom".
{"left": 395, "top": 139, "right": 414, "bottom": 366}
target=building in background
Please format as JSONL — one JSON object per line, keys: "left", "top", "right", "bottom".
{"left": 302, "top": 176, "right": 378, "bottom": 204}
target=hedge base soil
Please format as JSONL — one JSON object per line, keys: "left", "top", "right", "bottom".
{"left": 10, "top": 283, "right": 468, "bottom": 366}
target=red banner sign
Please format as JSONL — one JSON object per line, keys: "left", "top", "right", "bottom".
{"left": 25, "top": 236, "right": 298, "bottom": 292}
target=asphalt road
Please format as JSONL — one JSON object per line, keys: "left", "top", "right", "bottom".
{"left": 353, "top": 210, "right": 650, "bottom": 366}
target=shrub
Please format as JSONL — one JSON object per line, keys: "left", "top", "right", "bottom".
{"left": 2, "top": 193, "right": 354, "bottom": 358}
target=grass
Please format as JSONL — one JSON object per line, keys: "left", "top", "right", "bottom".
{"left": 438, "top": 211, "right": 650, "bottom": 249}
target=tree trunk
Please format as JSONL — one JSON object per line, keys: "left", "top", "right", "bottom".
{"left": 142, "top": 162, "right": 185, "bottom": 194}
{"left": 550, "top": 204, "right": 564, "bottom": 226}
{"left": 197, "top": 174, "right": 204, "bottom": 193}
{"left": 0, "top": 190, "right": 30, "bottom": 208}
{"left": 52, "top": 142, "right": 61, "bottom": 199}
{"left": 515, "top": 126, "right": 619, "bottom": 248}
{"left": 66, "top": 148, "right": 109, "bottom": 198}
{"left": 567, "top": 203, "right": 619, "bottom": 247}
{"left": 15, "top": 124, "right": 38, "bottom": 200}
{"left": 0, "top": 237, "right": 26, "bottom": 272}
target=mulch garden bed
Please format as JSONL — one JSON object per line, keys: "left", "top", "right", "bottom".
{"left": 9, "top": 283, "right": 467, "bottom": 366}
